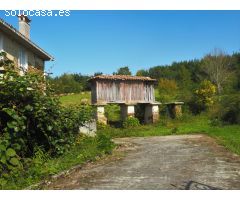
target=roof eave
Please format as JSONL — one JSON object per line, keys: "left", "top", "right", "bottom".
{"left": 0, "top": 19, "right": 54, "bottom": 61}
{"left": 89, "top": 76, "right": 157, "bottom": 82}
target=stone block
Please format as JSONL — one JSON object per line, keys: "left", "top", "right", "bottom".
{"left": 144, "top": 103, "right": 160, "bottom": 124}
{"left": 79, "top": 120, "right": 97, "bottom": 137}
{"left": 120, "top": 104, "right": 135, "bottom": 121}
{"left": 166, "top": 102, "right": 184, "bottom": 119}
{"left": 95, "top": 105, "right": 107, "bottom": 125}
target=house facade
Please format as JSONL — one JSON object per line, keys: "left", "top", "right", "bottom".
{"left": 0, "top": 15, "right": 53, "bottom": 73}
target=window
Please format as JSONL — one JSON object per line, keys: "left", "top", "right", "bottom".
{"left": 19, "top": 47, "right": 28, "bottom": 74}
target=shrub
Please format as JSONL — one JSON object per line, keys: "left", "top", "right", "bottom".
{"left": 195, "top": 80, "right": 216, "bottom": 107}
{"left": 171, "top": 127, "right": 179, "bottom": 134}
{"left": 97, "top": 122, "right": 108, "bottom": 130}
{"left": 122, "top": 117, "right": 140, "bottom": 128}
{"left": 0, "top": 52, "right": 94, "bottom": 183}
{"left": 96, "top": 132, "right": 115, "bottom": 154}
{"left": 212, "top": 93, "right": 240, "bottom": 125}
{"left": 209, "top": 93, "right": 240, "bottom": 126}
{"left": 1, "top": 133, "right": 115, "bottom": 189}
{"left": 189, "top": 80, "right": 216, "bottom": 114}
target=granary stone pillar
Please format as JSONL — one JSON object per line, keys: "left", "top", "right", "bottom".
{"left": 95, "top": 104, "right": 107, "bottom": 125}
{"left": 166, "top": 102, "right": 184, "bottom": 119}
{"left": 144, "top": 103, "right": 161, "bottom": 124}
{"left": 120, "top": 103, "right": 135, "bottom": 121}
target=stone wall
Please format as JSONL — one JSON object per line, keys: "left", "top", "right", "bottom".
{"left": 79, "top": 120, "right": 97, "bottom": 137}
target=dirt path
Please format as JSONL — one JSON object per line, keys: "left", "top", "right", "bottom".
{"left": 44, "top": 135, "right": 240, "bottom": 190}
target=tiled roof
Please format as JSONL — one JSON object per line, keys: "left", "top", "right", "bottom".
{"left": 89, "top": 75, "right": 156, "bottom": 82}
{"left": 0, "top": 18, "right": 54, "bottom": 61}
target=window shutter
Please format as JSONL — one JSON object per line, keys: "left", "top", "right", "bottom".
{"left": 19, "top": 47, "right": 28, "bottom": 74}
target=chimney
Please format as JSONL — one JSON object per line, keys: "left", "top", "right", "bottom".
{"left": 18, "top": 15, "right": 31, "bottom": 39}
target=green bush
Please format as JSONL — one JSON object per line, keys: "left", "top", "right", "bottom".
{"left": 211, "top": 93, "right": 240, "bottom": 125}
{"left": 0, "top": 52, "right": 94, "bottom": 184}
{"left": 171, "top": 127, "right": 179, "bottom": 134}
{"left": 122, "top": 117, "right": 140, "bottom": 128}
{"left": 195, "top": 80, "right": 216, "bottom": 107}
{"left": 188, "top": 80, "right": 216, "bottom": 115}
{"left": 97, "top": 122, "right": 108, "bottom": 130}
{"left": 0, "top": 134, "right": 115, "bottom": 189}
{"left": 96, "top": 132, "right": 115, "bottom": 154}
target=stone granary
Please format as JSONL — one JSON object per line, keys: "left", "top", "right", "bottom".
{"left": 89, "top": 75, "right": 161, "bottom": 124}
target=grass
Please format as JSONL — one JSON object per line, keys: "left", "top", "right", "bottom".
{"left": 2, "top": 134, "right": 114, "bottom": 190}
{"left": 3, "top": 92, "right": 238, "bottom": 189}
{"left": 60, "top": 93, "right": 121, "bottom": 122}
{"left": 59, "top": 92, "right": 91, "bottom": 106}
{"left": 60, "top": 92, "right": 240, "bottom": 155}
{"left": 105, "top": 104, "right": 121, "bottom": 122}
{"left": 98, "top": 114, "right": 240, "bottom": 155}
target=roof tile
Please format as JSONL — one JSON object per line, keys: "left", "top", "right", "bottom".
{"left": 89, "top": 75, "right": 156, "bottom": 82}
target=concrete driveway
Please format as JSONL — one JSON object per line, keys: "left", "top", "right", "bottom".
{"left": 45, "top": 135, "right": 240, "bottom": 190}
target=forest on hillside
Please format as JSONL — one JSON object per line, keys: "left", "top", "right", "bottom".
{"left": 48, "top": 49, "right": 240, "bottom": 96}
{"left": 48, "top": 49, "right": 240, "bottom": 125}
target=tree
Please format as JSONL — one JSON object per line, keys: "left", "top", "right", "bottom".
{"left": 231, "top": 52, "right": 240, "bottom": 91}
{"left": 47, "top": 73, "right": 92, "bottom": 94}
{"left": 49, "top": 73, "right": 83, "bottom": 94}
{"left": 202, "top": 49, "right": 233, "bottom": 94}
{"left": 72, "top": 73, "right": 91, "bottom": 91}
{"left": 94, "top": 72, "right": 103, "bottom": 76}
{"left": 188, "top": 80, "right": 216, "bottom": 114}
{"left": 158, "top": 78, "right": 178, "bottom": 102}
{"left": 136, "top": 69, "right": 149, "bottom": 77}
{"left": 113, "top": 66, "right": 131, "bottom": 75}
{"left": 176, "top": 65, "right": 192, "bottom": 89}
{"left": 195, "top": 80, "right": 216, "bottom": 108}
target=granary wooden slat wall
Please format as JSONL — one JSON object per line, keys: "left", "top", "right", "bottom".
{"left": 91, "top": 81, "right": 97, "bottom": 104}
{"left": 91, "top": 79, "right": 155, "bottom": 104}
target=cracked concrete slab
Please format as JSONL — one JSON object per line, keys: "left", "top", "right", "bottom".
{"left": 44, "top": 135, "right": 240, "bottom": 190}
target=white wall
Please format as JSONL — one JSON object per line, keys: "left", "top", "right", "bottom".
{"left": 0, "top": 32, "right": 3, "bottom": 51}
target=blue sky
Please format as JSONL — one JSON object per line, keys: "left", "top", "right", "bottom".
{"left": 1, "top": 10, "right": 240, "bottom": 76}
